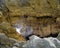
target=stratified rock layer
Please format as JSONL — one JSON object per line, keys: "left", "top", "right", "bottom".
{"left": 0, "top": 0, "right": 60, "bottom": 38}
{"left": 5, "top": 0, "right": 59, "bottom": 17}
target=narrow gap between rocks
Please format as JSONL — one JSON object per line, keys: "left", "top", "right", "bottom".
{"left": 25, "top": 33, "right": 59, "bottom": 40}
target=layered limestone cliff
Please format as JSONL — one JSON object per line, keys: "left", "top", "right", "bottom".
{"left": 0, "top": 0, "right": 60, "bottom": 40}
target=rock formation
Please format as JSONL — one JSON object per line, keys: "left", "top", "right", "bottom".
{"left": 0, "top": 33, "right": 60, "bottom": 48}
{"left": 0, "top": 33, "right": 25, "bottom": 48}
{"left": 0, "top": 0, "right": 60, "bottom": 40}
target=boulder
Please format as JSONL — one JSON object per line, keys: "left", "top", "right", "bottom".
{"left": 0, "top": 0, "right": 60, "bottom": 38}
{"left": 0, "top": 33, "right": 25, "bottom": 48}
{"left": 5, "top": 0, "right": 59, "bottom": 17}
{"left": 23, "top": 35, "right": 60, "bottom": 48}
{"left": 57, "top": 33, "right": 60, "bottom": 41}
{"left": 0, "top": 33, "right": 60, "bottom": 48}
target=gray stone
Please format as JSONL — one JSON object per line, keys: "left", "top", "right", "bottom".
{"left": 0, "top": 33, "right": 60, "bottom": 48}
{"left": 57, "top": 33, "right": 60, "bottom": 41}
{"left": 23, "top": 35, "right": 60, "bottom": 48}
{"left": 0, "top": 33, "right": 24, "bottom": 48}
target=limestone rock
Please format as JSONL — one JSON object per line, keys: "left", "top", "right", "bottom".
{"left": 57, "top": 33, "right": 60, "bottom": 41}
{"left": 0, "top": 33, "right": 25, "bottom": 48}
{"left": 5, "top": 0, "right": 59, "bottom": 17}
{"left": 23, "top": 35, "right": 60, "bottom": 48}
{"left": 56, "top": 17, "right": 60, "bottom": 23}
{"left": 0, "top": 0, "right": 60, "bottom": 38}
{"left": 0, "top": 33, "right": 60, "bottom": 48}
{"left": 0, "top": 22, "right": 26, "bottom": 41}
{"left": 0, "top": 33, "right": 13, "bottom": 48}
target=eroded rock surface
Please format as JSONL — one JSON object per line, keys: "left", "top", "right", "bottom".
{"left": 0, "top": 0, "right": 60, "bottom": 39}
{"left": 23, "top": 35, "right": 60, "bottom": 48}
{"left": 0, "top": 33, "right": 25, "bottom": 48}
{"left": 57, "top": 33, "right": 60, "bottom": 41}
{"left": 0, "top": 33, "right": 60, "bottom": 48}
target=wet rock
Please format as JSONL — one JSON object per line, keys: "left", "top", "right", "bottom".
{"left": 0, "top": 33, "right": 60, "bottom": 48}
{"left": 23, "top": 35, "right": 60, "bottom": 48}
{"left": 0, "top": 33, "right": 13, "bottom": 48}
{"left": 0, "top": 33, "right": 25, "bottom": 48}
{"left": 57, "top": 33, "right": 60, "bottom": 41}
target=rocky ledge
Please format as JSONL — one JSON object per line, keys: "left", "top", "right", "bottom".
{"left": 0, "top": 0, "right": 60, "bottom": 48}
{"left": 0, "top": 0, "right": 60, "bottom": 38}
{"left": 0, "top": 33, "right": 60, "bottom": 48}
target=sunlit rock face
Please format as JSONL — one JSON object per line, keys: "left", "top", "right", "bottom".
{"left": 0, "top": 0, "right": 60, "bottom": 48}
{"left": 5, "top": 0, "right": 59, "bottom": 17}
{"left": 0, "top": 0, "right": 60, "bottom": 40}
